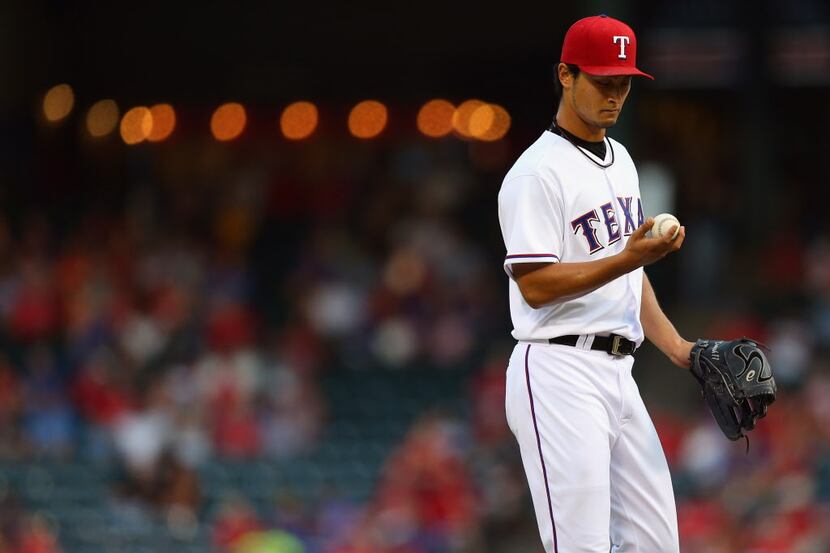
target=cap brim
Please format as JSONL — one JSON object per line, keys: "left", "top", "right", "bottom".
{"left": 578, "top": 65, "right": 654, "bottom": 80}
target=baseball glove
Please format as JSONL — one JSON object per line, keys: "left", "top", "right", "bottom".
{"left": 689, "top": 337, "right": 776, "bottom": 441}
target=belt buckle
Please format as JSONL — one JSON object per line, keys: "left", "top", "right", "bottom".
{"left": 610, "top": 335, "right": 633, "bottom": 357}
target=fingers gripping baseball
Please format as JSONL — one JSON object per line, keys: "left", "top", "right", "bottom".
{"left": 624, "top": 218, "right": 685, "bottom": 267}
{"left": 669, "top": 225, "right": 685, "bottom": 251}
{"left": 630, "top": 217, "right": 654, "bottom": 240}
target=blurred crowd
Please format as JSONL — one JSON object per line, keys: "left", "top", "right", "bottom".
{"left": 0, "top": 495, "right": 61, "bottom": 553}
{"left": 326, "top": 348, "right": 830, "bottom": 553}
{"left": 0, "top": 121, "right": 829, "bottom": 552}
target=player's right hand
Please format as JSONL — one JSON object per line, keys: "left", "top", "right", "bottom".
{"left": 622, "top": 218, "right": 685, "bottom": 268}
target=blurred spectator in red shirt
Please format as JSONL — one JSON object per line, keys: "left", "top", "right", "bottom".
{"left": 469, "top": 353, "right": 510, "bottom": 446}
{"left": 212, "top": 496, "right": 263, "bottom": 551}
{"left": 15, "top": 513, "right": 61, "bottom": 553}
{"left": 213, "top": 399, "right": 261, "bottom": 459}
{"left": 9, "top": 261, "right": 59, "bottom": 342}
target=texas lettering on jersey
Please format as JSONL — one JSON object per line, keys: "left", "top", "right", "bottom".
{"left": 570, "top": 196, "right": 644, "bottom": 254}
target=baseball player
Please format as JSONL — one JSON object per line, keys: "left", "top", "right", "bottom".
{"left": 498, "top": 15, "right": 691, "bottom": 552}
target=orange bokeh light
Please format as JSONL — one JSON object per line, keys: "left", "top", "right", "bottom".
{"left": 211, "top": 103, "right": 247, "bottom": 141}
{"left": 147, "top": 103, "right": 176, "bottom": 142}
{"left": 120, "top": 107, "right": 153, "bottom": 145}
{"left": 280, "top": 101, "right": 318, "bottom": 140}
{"left": 451, "top": 99, "right": 485, "bottom": 138}
{"left": 469, "top": 103, "right": 511, "bottom": 141}
{"left": 43, "top": 84, "right": 74, "bottom": 122}
{"left": 417, "top": 99, "right": 455, "bottom": 138}
{"left": 86, "top": 99, "right": 119, "bottom": 138}
{"left": 348, "top": 100, "right": 387, "bottom": 139}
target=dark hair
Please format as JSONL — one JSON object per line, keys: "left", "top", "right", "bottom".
{"left": 554, "top": 63, "right": 580, "bottom": 102}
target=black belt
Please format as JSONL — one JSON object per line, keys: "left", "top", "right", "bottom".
{"left": 548, "top": 334, "right": 636, "bottom": 357}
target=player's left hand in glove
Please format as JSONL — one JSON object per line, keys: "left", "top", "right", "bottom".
{"left": 689, "top": 337, "right": 776, "bottom": 441}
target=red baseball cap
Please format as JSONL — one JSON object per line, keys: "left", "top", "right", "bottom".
{"left": 561, "top": 15, "right": 653, "bottom": 80}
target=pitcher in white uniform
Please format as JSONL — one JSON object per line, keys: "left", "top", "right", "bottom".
{"left": 498, "top": 15, "right": 694, "bottom": 552}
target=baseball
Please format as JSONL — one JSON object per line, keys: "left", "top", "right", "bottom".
{"left": 652, "top": 213, "right": 681, "bottom": 240}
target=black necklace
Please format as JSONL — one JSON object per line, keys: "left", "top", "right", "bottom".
{"left": 548, "top": 120, "right": 615, "bottom": 169}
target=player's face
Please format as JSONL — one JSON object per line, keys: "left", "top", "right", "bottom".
{"left": 568, "top": 73, "right": 632, "bottom": 129}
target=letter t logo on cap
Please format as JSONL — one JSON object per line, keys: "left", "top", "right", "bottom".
{"left": 613, "top": 35, "right": 630, "bottom": 59}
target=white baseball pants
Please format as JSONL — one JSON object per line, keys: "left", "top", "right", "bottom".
{"left": 505, "top": 341, "right": 679, "bottom": 552}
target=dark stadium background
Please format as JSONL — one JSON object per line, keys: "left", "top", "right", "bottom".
{"left": 1, "top": 1, "right": 829, "bottom": 552}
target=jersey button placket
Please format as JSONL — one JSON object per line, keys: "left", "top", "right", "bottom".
{"left": 602, "top": 171, "right": 626, "bottom": 254}
{"left": 604, "top": 170, "right": 641, "bottom": 333}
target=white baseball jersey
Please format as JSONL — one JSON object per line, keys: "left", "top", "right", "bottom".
{"left": 498, "top": 130, "right": 646, "bottom": 343}
{"left": 499, "top": 130, "right": 679, "bottom": 552}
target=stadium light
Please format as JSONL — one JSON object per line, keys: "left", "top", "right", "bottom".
{"left": 348, "top": 100, "right": 387, "bottom": 139}
{"left": 120, "top": 106, "right": 153, "bottom": 145}
{"left": 211, "top": 102, "right": 247, "bottom": 141}
{"left": 147, "top": 104, "right": 176, "bottom": 142}
{"left": 417, "top": 99, "right": 455, "bottom": 138}
{"left": 280, "top": 101, "right": 318, "bottom": 140}
{"left": 86, "top": 99, "right": 120, "bottom": 138}
{"left": 43, "top": 84, "right": 74, "bottom": 123}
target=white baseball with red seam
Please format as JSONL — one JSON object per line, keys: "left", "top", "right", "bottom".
{"left": 651, "top": 213, "right": 680, "bottom": 240}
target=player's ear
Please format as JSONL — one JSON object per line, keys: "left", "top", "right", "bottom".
{"left": 557, "top": 63, "right": 573, "bottom": 90}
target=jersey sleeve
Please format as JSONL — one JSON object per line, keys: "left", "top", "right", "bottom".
{"left": 498, "top": 173, "right": 564, "bottom": 279}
